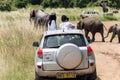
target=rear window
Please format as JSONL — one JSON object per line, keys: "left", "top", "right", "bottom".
{"left": 43, "top": 34, "right": 86, "bottom": 48}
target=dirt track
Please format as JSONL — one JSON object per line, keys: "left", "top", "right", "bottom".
{"left": 89, "top": 21, "right": 120, "bottom": 80}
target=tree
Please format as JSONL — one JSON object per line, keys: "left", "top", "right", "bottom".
{"left": 108, "top": 0, "right": 120, "bottom": 8}
{"left": 14, "top": 0, "right": 30, "bottom": 8}
{"left": 0, "top": 0, "right": 12, "bottom": 11}
{"left": 30, "top": 0, "right": 42, "bottom": 5}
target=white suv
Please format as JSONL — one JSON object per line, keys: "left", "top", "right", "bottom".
{"left": 33, "top": 29, "right": 97, "bottom": 80}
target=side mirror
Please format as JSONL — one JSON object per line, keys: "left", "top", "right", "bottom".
{"left": 33, "top": 42, "right": 39, "bottom": 47}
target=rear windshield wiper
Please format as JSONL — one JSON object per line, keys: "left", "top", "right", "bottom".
{"left": 48, "top": 46, "right": 60, "bottom": 48}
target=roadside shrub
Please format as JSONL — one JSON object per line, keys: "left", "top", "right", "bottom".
{"left": 0, "top": 3, "right": 12, "bottom": 11}
{"left": 14, "top": 0, "right": 29, "bottom": 8}
{"left": 68, "top": 15, "right": 80, "bottom": 21}
{"left": 98, "top": 15, "right": 118, "bottom": 21}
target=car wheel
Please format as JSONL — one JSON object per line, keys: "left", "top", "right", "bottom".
{"left": 35, "top": 71, "right": 44, "bottom": 80}
{"left": 87, "top": 69, "right": 97, "bottom": 80}
{"left": 35, "top": 72, "right": 54, "bottom": 80}
{"left": 56, "top": 43, "right": 82, "bottom": 69}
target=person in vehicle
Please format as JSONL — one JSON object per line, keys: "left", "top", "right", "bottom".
{"left": 59, "top": 15, "right": 75, "bottom": 30}
{"left": 48, "top": 14, "right": 57, "bottom": 31}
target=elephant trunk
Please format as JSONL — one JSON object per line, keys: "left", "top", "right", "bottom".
{"left": 104, "top": 30, "right": 110, "bottom": 38}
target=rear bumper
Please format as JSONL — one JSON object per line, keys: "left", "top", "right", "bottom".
{"left": 36, "top": 65, "right": 96, "bottom": 78}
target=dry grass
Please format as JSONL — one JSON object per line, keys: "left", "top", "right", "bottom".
{"left": 0, "top": 9, "right": 43, "bottom": 80}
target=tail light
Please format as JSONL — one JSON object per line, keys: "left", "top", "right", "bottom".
{"left": 87, "top": 46, "right": 93, "bottom": 56}
{"left": 37, "top": 65, "right": 42, "bottom": 69}
{"left": 37, "top": 48, "right": 43, "bottom": 58}
{"left": 90, "top": 63, "right": 94, "bottom": 66}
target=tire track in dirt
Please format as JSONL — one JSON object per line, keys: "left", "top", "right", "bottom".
{"left": 90, "top": 42, "right": 120, "bottom": 80}
{"left": 101, "top": 51, "right": 120, "bottom": 63}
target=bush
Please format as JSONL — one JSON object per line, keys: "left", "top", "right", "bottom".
{"left": 0, "top": 0, "right": 16, "bottom": 11}
{"left": 14, "top": 0, "right": 29, "bottom": 8}
{"left": 98, "top": 15, "right": 118, "bottom": 21}
{"left": 0, "top": 2, "right": 12, "bottom": 11}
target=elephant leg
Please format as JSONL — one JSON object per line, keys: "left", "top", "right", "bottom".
{"left": 110, "top": 33, "right": 116, "bottom": 42}
{"left": 100, "top": 32, "right": 105, "bottom": 42}
{"left": 34, "top": 21, "right": 38, "bottom": 29}
{"left": 92, "top": 33, "right": 96, "bottom": 42}
{"left": 85, "top": 30, "right": 89, "bottom": 38}
{"left": 118, "top": 35, "right": 120, "bottom": 43}
{"left": 35, "top": 19, "right": 40, "bottom": 29}
{"left": 38, "top": 19, "right": 42, "bottom": 29}
{"left": 85, "top": 31, "right": 90, "bottom": 42}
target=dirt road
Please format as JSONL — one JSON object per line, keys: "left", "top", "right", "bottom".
{"left": 89, "top": 21, "right": 120, "bottom": 80}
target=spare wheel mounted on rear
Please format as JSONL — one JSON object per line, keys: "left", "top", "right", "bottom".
{"left": 56, "top": 43, "right": 82, "bottom": 69}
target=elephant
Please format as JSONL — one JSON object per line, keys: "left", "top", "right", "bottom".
{"left": 102, "top": 6, "right": 108, "bottom": 13}
{"left": 99, "top": 0, "right": 108, "bottom": 13}
{"left": 77, "top": 17, "right": 106, "bottom": 42}
{"left": 29, "top": 9, "right": 50, "bottom": 29}
{"left": 105, "top": 24, "right": 120, "bottom": 43}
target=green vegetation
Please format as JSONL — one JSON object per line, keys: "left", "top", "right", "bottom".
{"left": 99, "top": 16, "right": 118, "bottom": 21}
{"left": 0, "top": 0, "right": 120, "bottom": 11}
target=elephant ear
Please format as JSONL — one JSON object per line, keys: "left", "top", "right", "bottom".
{"left": 30, "top": 10, "right": 36, "bottom": 17}
{"left": 114, "top": 25, "right": 118, "bottom": 32}
{"left": 32, "top": 10, "right": 36, "bottom": 17}
{"left": 77, "top": 22, "right": 80, "bottom": 29}
{"left": 77, "top": 20, "right": 84, "bottom": 30}
{"left": 109, "top": 24, "right": 117, "bottom": 33}
{"left": 80, "top": 20, "right": 84, "bottom": 29}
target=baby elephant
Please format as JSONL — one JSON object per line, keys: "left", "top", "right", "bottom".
{"left": 105, "top": 24, "right": 120, "bottom": 43}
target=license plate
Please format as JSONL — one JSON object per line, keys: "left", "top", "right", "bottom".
{"left": 56, "top": 72, "right": 76, "bottom": 79}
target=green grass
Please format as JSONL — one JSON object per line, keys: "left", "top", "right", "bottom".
{"left": 98, "top": 15, "right": 118, "bottom": 21}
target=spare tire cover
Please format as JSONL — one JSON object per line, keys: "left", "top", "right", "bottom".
{"left": 56, "top": 43, "right": 82, "bottom": 69}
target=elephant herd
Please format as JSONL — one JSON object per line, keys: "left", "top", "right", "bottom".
{"left": 77, "top": 16, "right": 120, "bottom": 43}
{"left": 29, "top": 9, "right": 120, "bottom": 43}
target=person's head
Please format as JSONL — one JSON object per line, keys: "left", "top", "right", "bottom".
{"left": 49, "top": 14, "right": 56, "bottom": 21}
{"left": 49, "top": 14, "right": 56, "bottom": 25}
{"left": 61, "top": 15, "right": 69, "bottom": 22}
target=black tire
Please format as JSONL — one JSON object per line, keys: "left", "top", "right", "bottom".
{"left": 35, "top": 72, "right": 44, "bottom": 80}
{"left": 87, "top": 69, "right": 97, "bottom": 80}
{"left": 35, "top": 72, "right": 54, "bottom": 80}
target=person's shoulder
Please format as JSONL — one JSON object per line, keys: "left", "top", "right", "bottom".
{"left": 66, "top": 21, "right": 73, "bottom": 25}
{"left": 59, "top": 22, "right": 65, "bottom": 26}
{"left": 51, "top": 20, "right": 56, "bottom": 27}
{"left": 51, "top": 20, "right": 55, "bottom": 22}
{"left": 50, "top": 20, "right": 55, "bottom": 24}
{"left": 66, "top": 21, "right": 71, "bottom": 24}
{"left": 51, "top": 20, "right": 56, "bottom": 25}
